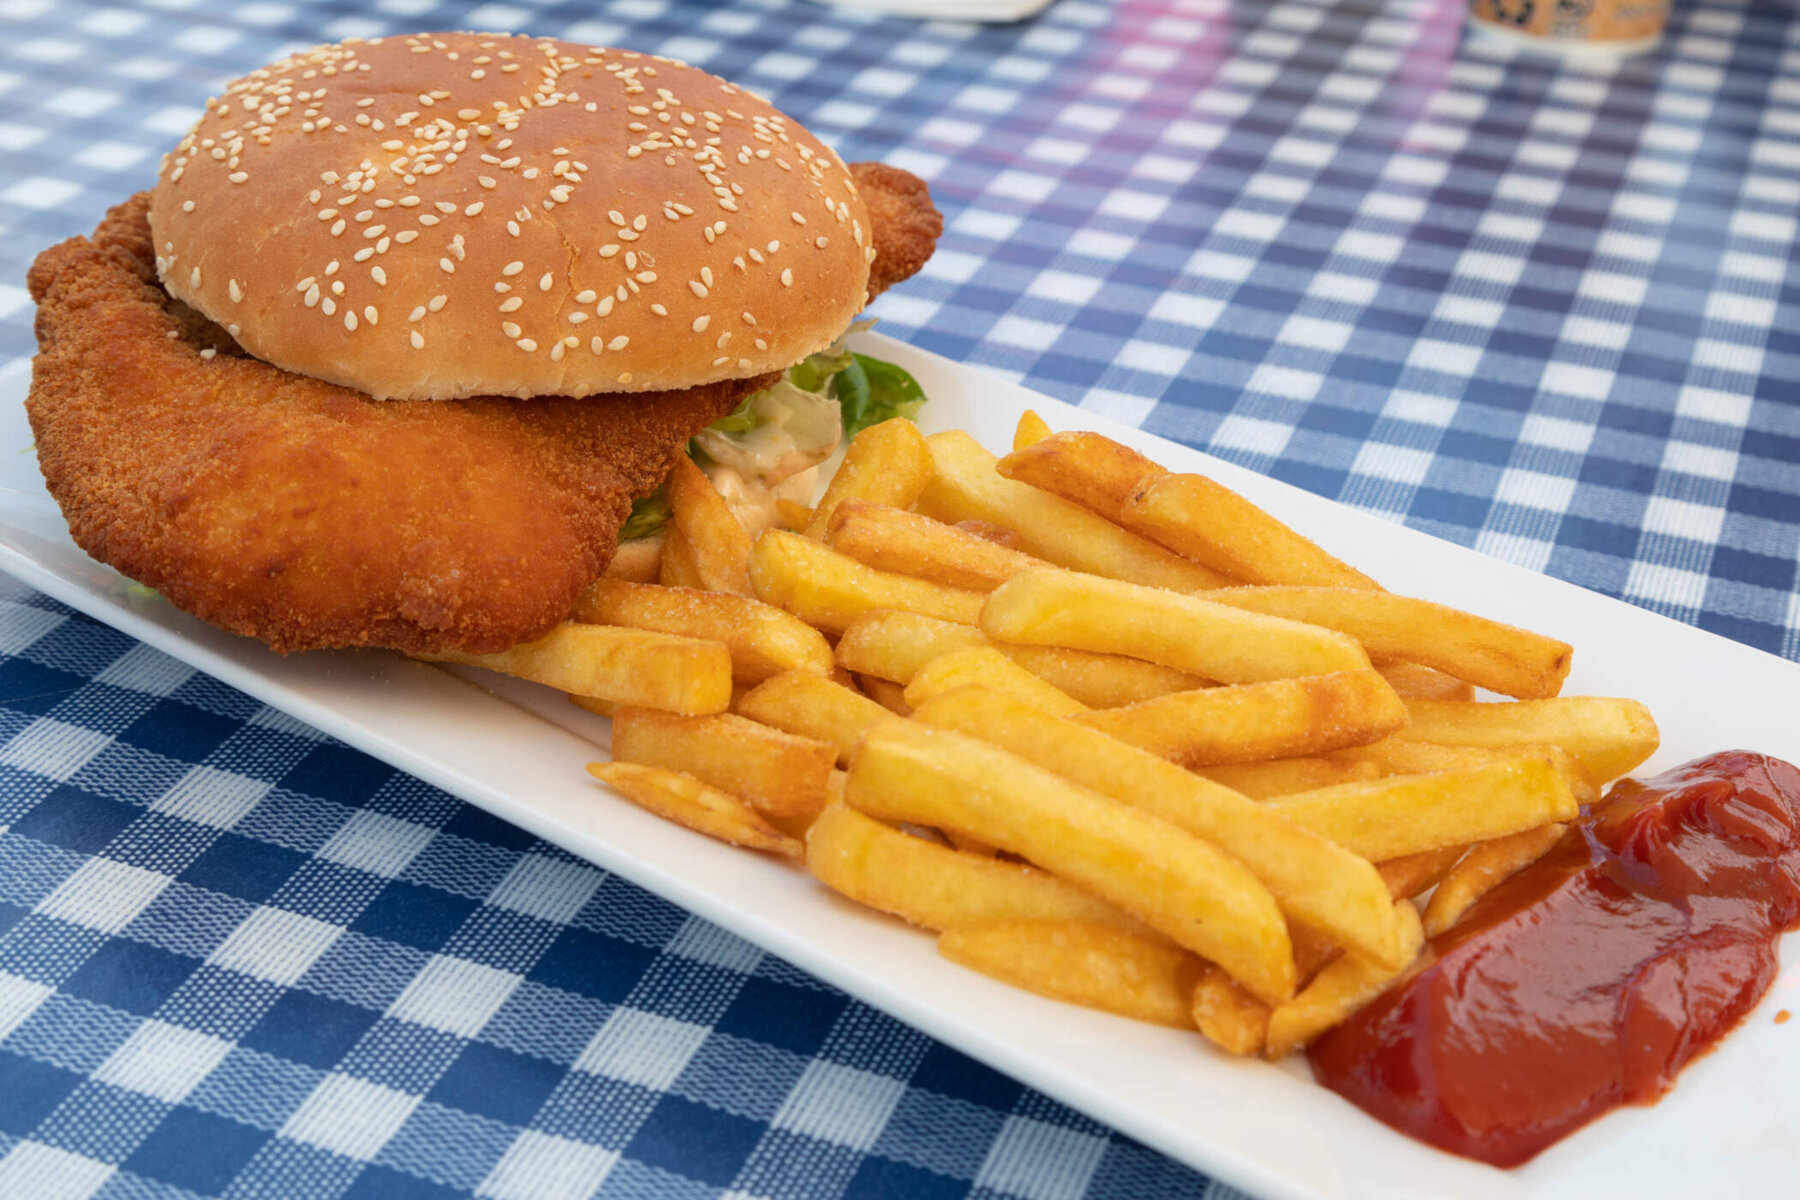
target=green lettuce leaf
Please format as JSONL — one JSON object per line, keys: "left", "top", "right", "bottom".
{"left": 837, "top": 352, "right": 926, "bottom": 437}
{"left": 621, "top": 487, "right": 671, "bottom": 540}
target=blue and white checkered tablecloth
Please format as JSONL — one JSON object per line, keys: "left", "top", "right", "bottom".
{"left": 3, "top": 0, "right": 1799, "bottom": 1196}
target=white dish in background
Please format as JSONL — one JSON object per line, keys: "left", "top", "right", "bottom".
{"left": 805, "top": 0, "right": 1057, "bottom": 23}
{"left": 1, "top": 334, "right": 1796, "bottom": 1200}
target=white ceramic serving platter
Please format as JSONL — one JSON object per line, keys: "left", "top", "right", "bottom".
{"left": 1, "top": 335, "right": 1796, "bottom": 1200}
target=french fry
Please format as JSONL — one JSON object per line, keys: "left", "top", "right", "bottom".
{"left": 911, "top": 687, "right": 1404, "bottom": 968}
{"left": 1331, "top": 739, "right": 1600, "bottom": 806}
{"left": 665, "top": 455, "right": 753, "bottom": 596}
{"left": 422, "top": 622, "right": 731, "bottom": 715}
{"left": 1202, "top": 587, "right": 1572, "bottom": 700}
{"left": 806, "top": 804, "right": 1152, "bottom": 933}
{"left": 1375, "top": 660, "right": 1474, "bottom": 702}
{"left": 1422, "top": 823, "right": 1567, "bottom": 937}
{"left": 1122, "top": 471, "right": 1380, "bottom": 590}
{"left": 1391, "top": 696, "right": 1660, "bottom": 782}
{"left": 982, "top": 569, "right": 1370, "bottom": 684}
{"left": 1197, "top": 757, "right": 1384, "bottom": 799}
{"left": 1191, "top": 964, "right": 1271, "bottom": 1056}
{"left": 749, "top": 529, "right": 984, "bottom": 634}
{"left": 858, "top": 674, "right": 912, "bottom": 716}
{"left": 835, "top": 609, "right": 1204, "bottom": 706}
{"left": 775, "top": 499, "right": 814, "bottom": 531}
{"left": 804, "top": 417, "right": 934, "bottom": 540}
{"left": 611, "top": 708, "right": 835, "bottom": 819}
{"left": 574, "top": 578, "right": 832, "bottom": 685}
{"left": 603, "top": 533, "right": 665, "bottom": 583}
{"left": 955, "top": 519, "right": 1025, "bottom": 549}
{"left": 917, "top": 431, "right": 1231, "bottom": 591}
{"left": 938, "top": 920, "right": 1198, "bottom": 1029}
{"left": 996, "top": 431, "right": 1168, "bottom": 525}
{"left": 587, "top": 761, "right": 801, "bottom": 857}
{"left": 903, "top": 647, "right": 1088, "bottom": 718}
{"left": 1376, "top": 845, "right": 1468, "bottom": 900}
{"left": 658, "top": 522, "right": 705, "bottom": 589}
{"left": 1076, "top": 671, "right": 1409, "bottom": 767}
{"left": 1265, "top": 899, "right": 1425, "bottom": 1059}
{"left": 826, "top": 501, "right": 1047, "bottom": 591}
{"left": 1013, "top": 409, "right": 1053, "bottom": 450}
{"left": 1266, "top": 757, "right": 1579, "bottom": 861}
{"left": 737, "top": 670, "right": 893, "bottom": 764}
{"left": 767, "top": 769, "right": 841, "bottom": 840}
{"left": 848, "top": 720, "right": 1296, "bottom": 1003}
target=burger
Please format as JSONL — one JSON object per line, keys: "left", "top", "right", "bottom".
{"left": 25, "top": 32, "right": 940, "bottom": 654}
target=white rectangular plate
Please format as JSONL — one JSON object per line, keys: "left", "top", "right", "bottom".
{"left": 2, "top": 334, "right": 1796, "bottom": 1200}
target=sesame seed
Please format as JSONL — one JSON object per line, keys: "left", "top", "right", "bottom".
{"left": 502, "top": 261, "right": 524, "bottom": 276}
{"left": 500, "top": 297, "right": 522, "bottom": 312}
{"left": 598, "top": 244, "right": 619, "bottom": 257}
{"left": 781, "top": 269, "right": 793, "bottom": 286}
{"left": 331, "top": 219, "right": 347, "bottom": 236}
{"left": 716, "top": 332, "right": 731, "bottom": 348}
{"left": 465, "top": 202, "right": 484, "bottom": 216}
{"left": 200, "top": 348, "right": 217, "bottom": 360}
{"left": 713, "top": 355, "right": 729, "bottom": 366}
{"left": 344, "top": 311, "right": 358, "bottom": 330}
{"left": 516, "top": 338, "right": 537, "bottom": 351}
{"left": 479, "top": 176, "right": 497, "bottom": 189}
{"left": 353, "top": 247, "right": 375, "bottom": 262}
{"left": 409, "top": 305, "right": 426, "bottom": 321}
{"left": 596, "top": 296, "right": 615, "bottom": 316}
{"left": 539, "top": 273, "right": 553, "bottom": 291}
{"left": 331, "top": 281, "right": 345, "bottom": 296}
{"left": 429, "top": 294, "right": 448, "bottom": 311}
{"left": 575, "top": 289, "right": 597, "bottom": 303}
{"left": 738, "top": 357, "right": 752, "bottom": 369}
{"left": 228, "top": 279, "right": 243, "bottom": 303}
{"left": 701, "top": 266, "right": 713, "bottom": 286}
{"left": 689, "top": 280, "right": 708, "bottom": 298}
{"left": 440, "top": 258, "right": 455, "bottom": 273}
{"left": 228, "top": 171, "right": 248, "bottom": 184}
{"left": 372, "top": 266, "right": 387, "bottom": 285}
{"left": 411, "top": 330, "right": 425, "bottom": 349}
{"left": 590, "top": 337, "right": 604, "bottom": 355}
{"left": 182, "top": 200, "right": 195, "bottom": 213}
{"left": 305, "top": 285, "right": 321, "bottom": 307}
{"left": 692, "top": 315, "right": 710, "bottom": 333}
{"left": 395, "top": 230, "right": 419, "bottom": 244}
{"left": 742, "top": 312, "right": 756, "bottom": 325}
{"left": 363, "top": 306, "right": 378, "bottom": 325}
{"left": 568, "top": 311, "right": 588, "bottom": 324}
{"left": 189, "top": 267, "right": 202, "bottom": 289}
{"left": 503, "top": 321, "right": 522, "bottom": 338}
{"left": 650, "top": 303, "right": 668, "bottom": 316}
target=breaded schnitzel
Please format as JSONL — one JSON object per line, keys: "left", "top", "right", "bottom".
{"left": 26, "top": 159, "right": 938, "bottom": 654}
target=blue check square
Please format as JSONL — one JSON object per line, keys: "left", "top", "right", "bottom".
{"left": 60, "top": 939, "right": 197, "bottom": 1017}
{"left": 124, "top": 1106, "right": 270, "bottom": 1195}
{"left": 11, "top": 785, "right": 136, "bottom": 854}
{"left": 178, "top": 831, "right": 309, "bottom": 905}
{"left": 428, "top": 1042, "right": 564, "bottom": 1127}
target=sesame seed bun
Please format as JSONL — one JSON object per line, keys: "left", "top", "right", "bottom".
{"left": 147, "top": 33, "right": 875, "bottom": 401}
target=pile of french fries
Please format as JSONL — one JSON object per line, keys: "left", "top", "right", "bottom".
{"left": 424, "top": 412, "right": 1660, "bottom": 1061}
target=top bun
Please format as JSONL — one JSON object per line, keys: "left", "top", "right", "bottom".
{"left": 148, "top": 33, "right": 874, "bottom": 400}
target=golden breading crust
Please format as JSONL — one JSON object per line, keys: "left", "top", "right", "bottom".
{"left": 855, "top": 161, "right": 945, "bottom": 302}
{"left": 27, "top": 194, "right": 763, "bottom": 654}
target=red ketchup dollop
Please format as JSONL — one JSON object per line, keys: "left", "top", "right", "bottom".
{"left": 1307, "top": 750, "right": 1800, "bottom": 1168}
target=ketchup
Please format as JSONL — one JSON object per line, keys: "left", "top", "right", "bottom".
{"left": 1308, "top": 750, "right": 1800, "bottom": 1168}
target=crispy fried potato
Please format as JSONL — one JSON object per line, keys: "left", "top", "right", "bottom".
{"left": 982, "top": 569, "right": 1370, "bottom": 684}
{"left": 749, "top": 529, "right": 984, "bottom": 634}
{"left": 1392, "top": 696, "right": 1659, "bottom": 783}
{"left": 903, "top": 646, "right": 1088, "bottom": 717}
{"left": 1331, "top": 739, "right": 1600, "bottom": 806}
{"left": 1076, "top": 670, "right": 1408, "bottom": 767}
{"left": 603, "top": 533, "right": 665, "bottom": 583}
{"left": 1375, "top": 660, "right": 1475, "bottom": 701}
{"left": 938, "top": 920, "right": 1198, "bottom": 1028}
{"left": 736, "top": 670, "right": 894, "bottom": 765}
{"left": 805, "top": 417, "right": 934, "bottom": 540}
{"left": 911, "top": 687, "right": 1403, "bottom": 969}
{"left": 1202, "top": 587, "right": 1572, "bottom": 700}
{"left": 1422, "top": 822, "right": 1567, "bottom": 937}
{"left": 835, "top": 609, "right": 1203, "bottom": 706}
{"left": 997, "top": 431, "right": 1167, "bottom": 525}
{"left": 848, "top": 720, "right": 1295, "bottom": 1003}
{"left": 1197, "top": 757, "right": 1384, "bottom": 799}
{"left": 611, "top": 708, "right": 835, "bottom": 819}
{"left": 1267, "top": 756, "right": 1579, "bottom": 861}
{"left": 666, "top": 455, "right": 753, "bottom": 596}
{"left": 1191, "top": 964, "right": 1272, "bottom": 1056}
{"left": 917, "top": 431, "right": 1230, "bottom": 591}
{"left": 574, "top": 578, "right": 832, "bottom": 685}
{"left": 806, "top": 804, "right": 1151, "bottom": 933}
{"left": 775, "top": 499, "right": 814, "bottom": 531}
{"left": 1375, "top": 845, "right": 1468, "bottom": 901}
{"left": 587, "top": 761, "right": 801, "bottom": 857}
{"left": 826, "top": 501, "right": 1047, "bottom": 591}
{"left": 858, "top": 674, "right": 913, "bottom": 716}
{"left": 1013, "top": 409, "right": 1053, "bottom": 450}
{"left": 1265, "top": 899, "right": 1425, "bottom": 1059}
{"left": 423, "top": 622, "right": 731, "bottom": 715}
{"left": 1123, "top": 471, "right": 1380, "bottom": 590}
{"left": 658, "top": 522, "right": 705, "bottom": 589}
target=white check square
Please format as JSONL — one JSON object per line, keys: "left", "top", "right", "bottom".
{"left": 317, "top": 810, "right": 435, "bottom": 877}
{"left": 208, "top": 906, "right": 342, "bottom": 987}
{"left": 974, "top": 1115, "right": 1108, "bottom": 1200}
{"left": 280, "top": 1074, "right": 420, "bottom": 1161}
{"left": 479, "top": 1131, "right": 618, "bottom": 1200}
{"left": 388, "top": 955, "right": 522, "bottom": 1039}
{"left": 575, "top": 1006, "right": 709, "bottom": 1089}
{"left": 36, "top": 858, "right": 169, "bottom": 935}
{"left": 94, "top": 1019, "right": 233, "bottom": 1103}
{"left": 771, "top": 1060, "right": 906, "bottom": 1150}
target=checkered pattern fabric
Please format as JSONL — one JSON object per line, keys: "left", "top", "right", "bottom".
{"left": 2, "top": 0, "right": 1799, "bottom": 1195}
